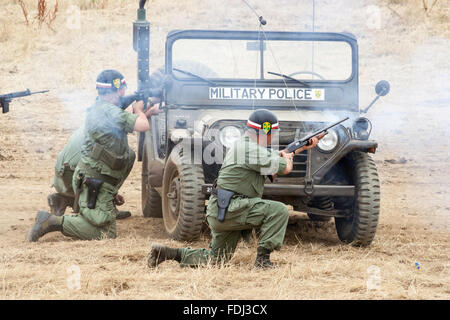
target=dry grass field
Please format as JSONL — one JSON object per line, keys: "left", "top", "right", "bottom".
{"left": 0, "top": 0, "right": 449, "bottom": 299}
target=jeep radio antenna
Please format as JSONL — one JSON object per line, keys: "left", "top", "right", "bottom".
{"left": 311, "top": 0, "right": 315, "bottom": 79}
{"left": 241, "top": 0, "right": 267, "bottom": 26}
{"left": 240, "top": 0, "right": 307, "bottom": 133}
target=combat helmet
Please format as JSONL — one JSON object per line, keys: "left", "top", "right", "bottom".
{"left": 247, "top": 109, "right": 279, "bottom": 135}
{"left": 96, "top": 69, "right": 127, "bottom": 95}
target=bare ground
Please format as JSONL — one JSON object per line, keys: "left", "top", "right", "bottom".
{"left": 0, "top": 0, "right": 449, "bottom": 299}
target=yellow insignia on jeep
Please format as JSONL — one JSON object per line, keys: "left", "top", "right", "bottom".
{"left": 315, "top": 90, "right": 321, "bottom": 98}
{"left": 262, "top": 121, "right": 271, "bottom": 134}
{"left": 113, "top": 78, "right": 121, "bottom": 89}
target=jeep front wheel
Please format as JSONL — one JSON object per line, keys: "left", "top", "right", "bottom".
{"left": 161, "top": 145, "right": 205, "bottom": 241}
{"left": 334, "top": 151, "right": 380, "bottom": 246}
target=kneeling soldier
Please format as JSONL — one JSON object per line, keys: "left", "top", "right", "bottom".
{"left": 148, "top": 109, "right": 322, "bottom": 269}
{"left": 47, "top": 125, "right": 133, "bottom": 220}
{"left": 27, "top": 69, "right": 161, "bottom": 242}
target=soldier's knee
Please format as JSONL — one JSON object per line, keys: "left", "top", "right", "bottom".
{"left": 273, "top": 202, "right": 289, "bottom": 220}
{"left": 265, "top": 201, "right": 288, "bottom": 219}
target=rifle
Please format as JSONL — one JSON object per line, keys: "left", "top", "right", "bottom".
{"left": 0, "top": 89, "right": 49, "bottom": 114}
{"left": 268, "top": 117, "right": 349, "bottom": 182}
{"left": 283, "top": 117, "right": 349, "bottom": 153}
{"left": 118, "top": 87, "right": 163, "bottom": 110}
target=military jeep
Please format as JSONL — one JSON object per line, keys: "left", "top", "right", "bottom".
{"left": 133, "top": 2, "right": 389, "bottom": 246}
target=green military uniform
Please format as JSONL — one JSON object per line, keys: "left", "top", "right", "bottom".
{"left": 52, "top": 126, "right": 134, "bottom": 198}
{"left": 52, "top": 127, "right": 84, "bottom": 197}
{"left": 61, "top": 97, "right": 138, "bottom": 240}
{"left": 179, "top": 134, "right": 290, "bottom": 267}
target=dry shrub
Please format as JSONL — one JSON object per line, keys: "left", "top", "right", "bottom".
{"left": 36, "top": 0, "right": 58, "bottom": 29}
{"left": 17, "top": 0, "right": 59, "bottom": 30}
{"left": 17, "top": 0, "right": 29, "bottom": 25}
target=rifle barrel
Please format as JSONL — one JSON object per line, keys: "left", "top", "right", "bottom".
{"left": 31, "top": 90, "right": 50, "bottom": 94}
{"left": 285, "top": 117, "right": 349, "bottom": 153}
{"left": 303, "top": 117, "right": 349, "bottom": 141}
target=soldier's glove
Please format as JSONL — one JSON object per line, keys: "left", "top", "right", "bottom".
{"left": 114, "top": 194, "right": 125, "bottom": 206}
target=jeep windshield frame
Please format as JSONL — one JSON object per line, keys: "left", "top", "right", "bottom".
{"left": 165, "top": 30, "right": 359, "bottom": 111}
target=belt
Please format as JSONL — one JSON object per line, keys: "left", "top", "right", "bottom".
{"left": 77, "top": 162, "right": 119, "bottom": 187}
{"left": 211, "top": 187, "right": 248, "bottom": 198}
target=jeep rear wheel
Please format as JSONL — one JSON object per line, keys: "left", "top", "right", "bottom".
{"left": 142, "top": 142, "right": 162, "bottom": 218}
{"left": 162, "top": 145, "right": 205, "bottom": 241}
{"left": 335, "top": 151, "right": 380, "bottom": 246}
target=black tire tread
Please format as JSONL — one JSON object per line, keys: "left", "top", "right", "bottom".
{"left": 335, "top": 151, "right": 380, "bottom": 246}
{"left": 163, "top": 146, "right": 205, "bottom": 241}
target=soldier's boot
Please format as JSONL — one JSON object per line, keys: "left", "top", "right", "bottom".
{"left": 254, "top": 247, "right": 275, "bottom": 269}
{"left": 114, "top": 208, "right": 131, "bottom": 220}
{"left": 147, "top": 243, "right": 182, "bottom": 268}
{"left": 47, "top": 193, "right": 74, "bottom": 216}
{"left": 26, "top": 210, "right": 63, "bottom": 242}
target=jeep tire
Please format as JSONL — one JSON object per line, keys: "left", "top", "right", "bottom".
{"left": 334, "top": 151, "right": 380, "bottom": 246}
{"left": 161, "top": 145, "right": 205, "bottom": 241}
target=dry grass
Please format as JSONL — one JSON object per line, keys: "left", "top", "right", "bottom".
{"left": 0, "top": 0, "right": 449, "bottom": 300}
{"left": 0, "top": 213, "right": 448, "bottom": 299}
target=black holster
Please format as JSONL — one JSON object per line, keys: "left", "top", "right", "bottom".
{"left": 215, "top": 188, "right": 235, "bottom": 223}
{"left": 85, "top": 178, "right": 103, "bottom": 209}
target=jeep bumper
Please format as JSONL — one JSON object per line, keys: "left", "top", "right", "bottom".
{"left": 201, "top": 184, "right": 355, "bottom": 197}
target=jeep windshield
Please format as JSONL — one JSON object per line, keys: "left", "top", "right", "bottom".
{"left": 165, "top": 31, "right": 358, "bottom": 110}
{"left": 169, "top": 32, "right": 353, "bottom": 81}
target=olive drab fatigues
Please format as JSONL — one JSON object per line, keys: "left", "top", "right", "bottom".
{"left": 52, "top": 127, "right": 84, "bottom": 197}
{"left": 61, "top": 98, "right": 138, "bottom": 240}
{"left": 52, "top": 126, "right": 134, "bottom": 198}
{"left": 180, "top": 135, "right": 290, "bottom": 267}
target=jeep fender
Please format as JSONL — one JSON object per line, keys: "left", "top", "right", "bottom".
{"left": 311, "top": 139, "right": 378, "bottom": 183}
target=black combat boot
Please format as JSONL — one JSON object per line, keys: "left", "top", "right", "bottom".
{"left": 114, "top": 208, "right": 131, "bottom": 220}
{"left": 254, "top": 247, "right": 275, "bottom": 269}
{"left": 147, "top": 243, "right": 182, "bottom": 268}
{"left": 47, "top": 193, "right": 74, "bottom": 216}
{"left": 26, "top": 210, "right": 63, "bottom": 242}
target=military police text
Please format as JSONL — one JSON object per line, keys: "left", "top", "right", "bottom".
{"left": 209, "top": 87, "right": 325, "bottom": 101}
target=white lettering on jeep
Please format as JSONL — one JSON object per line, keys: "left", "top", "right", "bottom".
{"left": 209, "top": 87, "right": 325, "bottom": 101}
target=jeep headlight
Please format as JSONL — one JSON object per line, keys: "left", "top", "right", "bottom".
{"left": 317, "top": 129, "right": 339, "bottom": 153}
{"left": 218, "top": 126, "right": 242, "bottom": 148}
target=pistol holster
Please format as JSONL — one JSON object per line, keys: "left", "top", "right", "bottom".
{"left": 85, "top": 178, "right": 103, "bottom": 209}
{"left": 216, "top": 188, "right": 235, "bottom": 223}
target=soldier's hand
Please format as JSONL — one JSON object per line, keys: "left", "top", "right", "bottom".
{"left": 280, "top": 150, "right": 294, "bottom": 160}
{"left": 145, "top": 103, "right": 163, "bottom": 117}
{"left": 132, "top": 100, "right": 145, "bottom": 114}
{"left": 114, "top": 194, "right": 125, "bottom": 206}
{"left": 303, "top": 132, "right": 325, "bottom": 150}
